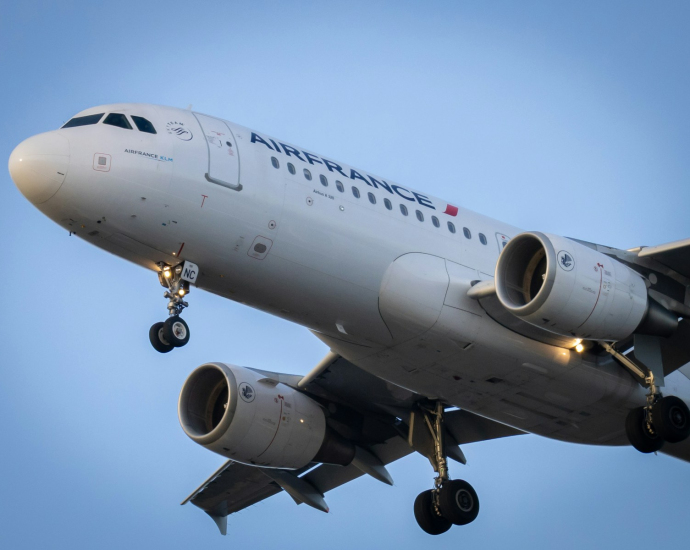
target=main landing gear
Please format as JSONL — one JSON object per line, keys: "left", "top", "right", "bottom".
{"left": 149, "top": 261, "right": 197, "bottom": 353}
{"left": 602, "top": 342, "right": 690, "bottom": 454}
{"left": 412, "top": 402, "right": 480, "bottom": 535}
{"left": 625, "top": 372, "right": 690, "bottom": 453}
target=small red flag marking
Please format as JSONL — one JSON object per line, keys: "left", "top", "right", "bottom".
{"left": 444, "top": 204, "right": 458, "bottom": 216}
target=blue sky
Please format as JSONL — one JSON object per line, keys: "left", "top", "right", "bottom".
{"left": 2, "top": 1, "right": 689, "bottom": 548}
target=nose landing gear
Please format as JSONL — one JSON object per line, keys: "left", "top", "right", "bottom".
{"left": 149, "top": 261, "right": 198, "bottom": 353}
{"left": 412, "top": 402, "right": 480, "bottom": 535}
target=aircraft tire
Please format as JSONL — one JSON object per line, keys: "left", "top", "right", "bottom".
{"left": 413, "top": 490, "right": 451, "bottom": 535}
{"left": 625, "top": 406, "right": 664, "bottom": 453}
{"left": 163, "top": 316, "right": 190, "bottom": 347}
{"left": 149, "top": 322, "right": 174, "bottom": 353}
{"left": 438, "top": 479, "right": 480, "bottom": 525}
{"left": 652, "top": 396, "right": 690, "bottom": 443}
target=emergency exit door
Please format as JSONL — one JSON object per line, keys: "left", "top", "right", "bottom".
{"left": 193, "top": 113, "right": 241, "bottom": 191}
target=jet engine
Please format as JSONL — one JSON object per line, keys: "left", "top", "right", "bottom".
{"left": 494, "top": 232, "right": 677, "bottom": 341}
{"left": 178, "top": 363, "right": 355, "bottom": 469}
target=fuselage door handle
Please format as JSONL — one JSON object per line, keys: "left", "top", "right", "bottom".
{"left": 205, "top": 173, "right": 242, "bottom": 191}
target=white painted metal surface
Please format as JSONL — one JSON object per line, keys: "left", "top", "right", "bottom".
{"left": 495, "top": 232, "right": 648, "bottom": 340}
{"left": 8, "top": 102, "right": 690, "bottom": 454}
{"left": 193, "top": 112, "right": 240, "bottom": 190}
{"left": 179, "top": 363, "right": 327, "bottom": 469}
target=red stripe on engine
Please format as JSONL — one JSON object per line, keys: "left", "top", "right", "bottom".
{"left": 577, "top": 264, "right": 604, "bottom": 329}
{"left": 256, "top": 398, "right": 283, "bottom": 458}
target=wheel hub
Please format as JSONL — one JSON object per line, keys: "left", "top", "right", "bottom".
{"left": 172, "top": 321, "right": 187, "bottom": 339}
{"left": 456, "top": 489, "right": 474, "bottom": 512}
{"left": 670, "top": 406, "right": 687, "bottom": 429}
{"left": 158, "top": 327, "right": 170, "bottom": 345}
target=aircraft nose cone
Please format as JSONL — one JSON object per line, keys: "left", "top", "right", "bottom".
{"left": 8, "top": 132, "right": 70, "bottom": 204}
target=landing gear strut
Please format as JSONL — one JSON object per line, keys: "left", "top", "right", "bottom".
{"left": 412, "top": 402, "right": 479, "bottom": 535}
{"left": 149, "top": 261, "right": 198, "bottom": 353}
{"left": 625, "top": 371, "right": 690, "bottom": 453}
{"left": 603, "top": 343, "right": 690, "bottom": 453}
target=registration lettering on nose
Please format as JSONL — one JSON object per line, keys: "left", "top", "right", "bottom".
{"left": 181, "top": 261, "right": 199, "bottom": 283}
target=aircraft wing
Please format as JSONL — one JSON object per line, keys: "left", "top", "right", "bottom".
{"left": 182, "top": 356, "right": 523, "bottom": 534}
{"left": 636, "top": 237, "right": 690, "bottom": 278}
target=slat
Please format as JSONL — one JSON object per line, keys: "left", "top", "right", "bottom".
{"left": 638, "top": 238, "right": 690, "bottom": 278}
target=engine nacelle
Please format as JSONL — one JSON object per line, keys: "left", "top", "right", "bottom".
{"left": 179, "top": 363, "right": 348, "bottom": 469}
{"left": 495, "top": 232, "right": 651, "bottom": 341}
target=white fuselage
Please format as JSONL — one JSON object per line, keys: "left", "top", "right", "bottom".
{"left": 11, "top": 102, "right": 690, "bottom": 451}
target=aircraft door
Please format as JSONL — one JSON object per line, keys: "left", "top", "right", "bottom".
{"left": 193, "top": 113, "right": 241, "bottom": 191}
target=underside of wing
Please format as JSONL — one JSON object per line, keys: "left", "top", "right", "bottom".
{"left": 182, "top": 355, "right": 523, "bottom": 534}
{"left": 181, "top": 461, "right": 290, "bottom": 534}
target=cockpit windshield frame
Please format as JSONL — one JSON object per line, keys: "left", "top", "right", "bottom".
{"left": 61, "top": 113, "right": 104, "bottom": 128}
{"left": 131, "top": 116, "right": 157, "bottom": 134}
{"left": 103, "top": 113, "right": 133, "bottom": 130}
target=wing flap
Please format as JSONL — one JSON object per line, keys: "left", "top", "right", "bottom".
{"left": 184, "top": 460, "right": 284, "bottom": 517}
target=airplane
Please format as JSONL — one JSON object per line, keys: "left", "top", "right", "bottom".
{"left": 8, "top": 103, "right": 690, "bottom": 536}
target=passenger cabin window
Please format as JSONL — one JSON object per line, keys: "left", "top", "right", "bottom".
{"left": 384, "top": 198, "right": 392, "bottom": 210}
{"left": 288, "top": 163, "right": 296, "bottom": 175}
{"left": 103, "top": 113, "right": 132, "bottom": 130}
{"left": 61, "top": 113, "right": 104, "bottom": 128}
{"left": 400, "top": 204, "right": 408, "bottom": 216}
{"left": 336, "top": 180, "right": 344, "bottom": 193}
{"left": 368, "top": 192, "right": 376, "bottom": 205}
{"left": 271, "top": 157, "right": 279, "bottom": 169}
{"left": 448, "top": 221, "right": 456, "bottom": 233}
{"left": 479, "top": 233, "right": 488, "bottom": 245}
{"left": 416, "top": 210, "right": 424, "bottom": 222}
{"left": 320, "top": 174, "right": 328, "bottom": 187}
{"left": 131, "top": 116, "right": 156, "bottom": 134}
{"left": 432, "top": 216, "right": 440, "bottom": 228}
{"left": 304, "top": 168, "right": 312, "bottom": 181}
{"left": 352, "top": 186, "right": 360, "bottom": 198}
{"left": 463, "top": 227, "right": 472, "bottom": 239}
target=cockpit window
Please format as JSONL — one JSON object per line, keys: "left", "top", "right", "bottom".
{"left": 61, "top": 113, "right": 104, "bottom": 128}
{"left": 131, "top": 116, "right": 157, "bottom": 134}
{"left": 103, "top": 113, "right": 132, "bottom": 130}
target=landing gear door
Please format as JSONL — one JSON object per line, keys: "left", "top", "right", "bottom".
{"left": 193, "top": 113, "right": 241, "bottom": 191}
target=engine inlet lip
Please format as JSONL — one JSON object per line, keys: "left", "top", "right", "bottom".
{"left": 495, "top": 231, "right": 557, "bottom": 317}
{"left": 178, "top": 362, "right": 238, "bottom": 446}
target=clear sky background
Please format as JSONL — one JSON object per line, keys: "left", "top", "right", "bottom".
{"left": 2, "top": 1, "right": 689, "bottom": 549}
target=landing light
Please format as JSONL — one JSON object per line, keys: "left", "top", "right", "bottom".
{"left": 178, "top": 289, "right": 186, "bottom": 296}
{"left": 575, "top": 343, "right": 585, "bottom": 353}
{"left": 163, "top": 270, "right": 172, "bottom": 278}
